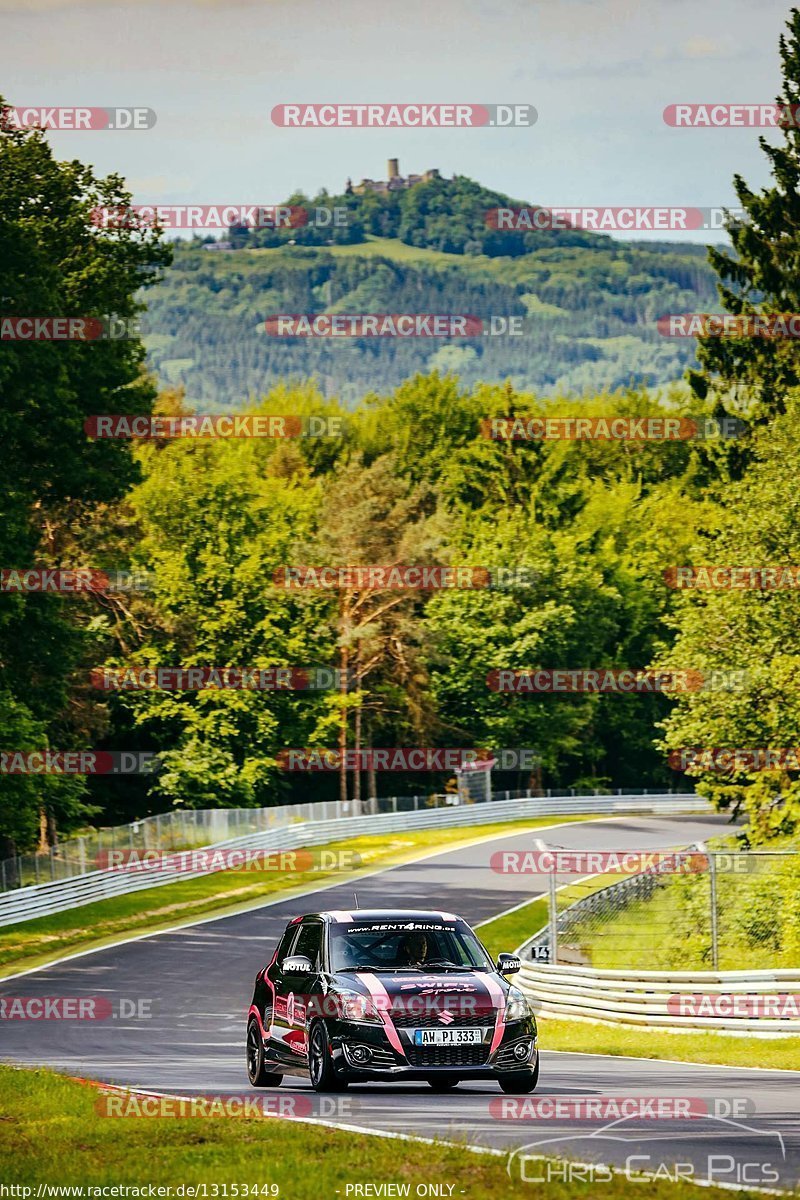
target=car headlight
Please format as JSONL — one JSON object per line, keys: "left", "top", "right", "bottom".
{"left": 335, "top": 989, "right": 383, "bottom": 1023}
{"left": 505, "top": 985, "right": 531, "bottom": 1021}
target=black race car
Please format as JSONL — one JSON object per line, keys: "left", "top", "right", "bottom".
{"left": 246, "top": 908, "right": 538, "bottom": 1093}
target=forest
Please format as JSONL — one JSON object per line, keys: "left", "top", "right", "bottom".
{"left": 3, "top": 9, "right": 800, "bottom": 855}
{"left": 144, "top": 192, "right": 718, "bottom": 406}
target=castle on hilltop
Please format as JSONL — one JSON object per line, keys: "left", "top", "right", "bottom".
{"left": 346, "top": 159, "right": 442, "bottom": 196}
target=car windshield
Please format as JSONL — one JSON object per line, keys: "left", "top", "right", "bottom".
{"left": 328, "top": 919, "right": 493, "bottom": 973}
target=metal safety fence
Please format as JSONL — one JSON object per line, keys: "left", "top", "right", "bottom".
{"left": 0, "top": 786, "right": 690, "bottom": 893}
{"left": 516, "top": 962, "right": 800, "bottom": 1034}
{"left": 0, "top": 791, "right": 707, "bottom": 929}
{"left": 518, "top": 847, "right": 800, "bottom": 972}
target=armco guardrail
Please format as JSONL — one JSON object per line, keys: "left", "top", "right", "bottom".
{"left": 0, "top": 785, "right": 692, "bottom": 891}
{"left": 516, "top": 962, "right": 800, "bottom": 1034}
{"left": 0, "top": 792, "right": 707, "bottom": 929}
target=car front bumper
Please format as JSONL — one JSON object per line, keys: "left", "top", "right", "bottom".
{"left": 330, "top": 1016, "right": 538, "bottom": 1080}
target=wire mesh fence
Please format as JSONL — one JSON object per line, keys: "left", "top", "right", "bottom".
{"left": 524, "top": 849, "right": 800, "bottom": 971}
{"left": 0, "top": 785, "right": 687, "bottom": 892}
{"left": 0, "top": 795, "right": 430, "bottom": 891}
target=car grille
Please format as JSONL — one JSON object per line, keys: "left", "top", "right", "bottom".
{"left": 404, "top": 1043, "right": 491, "bottom": 1068}
{"left": 390, "top": 1006, "right": 496, "bottom": 1030}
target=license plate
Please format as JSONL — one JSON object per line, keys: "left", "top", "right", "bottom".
{"left": 413, "top": 1028, "right": 483, "bottom": 1046}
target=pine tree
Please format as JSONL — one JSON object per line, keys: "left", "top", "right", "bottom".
{"left": 690, "top": 8, "right": 800, "bottom": 423}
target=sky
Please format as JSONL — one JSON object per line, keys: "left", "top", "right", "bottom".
{"left": 0, "top": 0, "right": 795, "bottom": 243}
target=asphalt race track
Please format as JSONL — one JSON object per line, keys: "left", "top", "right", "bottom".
{"left": 2, "top": 813, "right": 798, "bottom": 1191}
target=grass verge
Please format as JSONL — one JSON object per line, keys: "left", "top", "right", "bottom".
{"left": 563, "top": 834, "right": 800, "bottom": 972}
{"left": 0, "top": 1064, "right": 764, "bottom": 1199}
{"left": 541, "top": 1018, "right": 800, "bottom": 1072}
{"left": 0, "top": 816, "right": 592, "bottom": 977}
{"left": 476, "top": 872, "right": 623, "bottom": 961}
{"left": 478, "top": 882, "right": 800, "bottom": 1072}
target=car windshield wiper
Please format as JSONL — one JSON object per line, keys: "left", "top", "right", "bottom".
{"left": 335, "top": 964, "right": 390, "bottom": 972}
{"left": 336, "top": 962, "right": 475, "bottom": 973}
{"left": 381, "top": 962, "right": 471, "bottom": 972}
{"left": 420, "top": 959, "right": 470, "bottom": 970}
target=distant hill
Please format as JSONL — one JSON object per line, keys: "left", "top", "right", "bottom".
{"left": 142, "top": 173, "right": 720, "bottom": 407}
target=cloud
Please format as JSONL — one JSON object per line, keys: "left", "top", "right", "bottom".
{"left": 126, "top": 175, "right": 195, "bottom": 194}
{"left": 682, "top": 35, "right": 735, "bottom": 59}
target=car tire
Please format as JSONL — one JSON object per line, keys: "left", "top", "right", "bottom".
{"left": 308, "top": 1020, "right": 349, "bottom": 1092}
{"left": 428, "top": 1078, "right": 460, "bottom": 1091}
{"left": 498, "top": 1056, "right": 539, "bottom": 1094}
{"left": 247, "top": 1016, "right": 284, "bottom": 1088}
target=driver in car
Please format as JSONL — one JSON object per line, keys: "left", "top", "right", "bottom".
{"left": 400, "top": 931, "right": 431, "bottom": 967}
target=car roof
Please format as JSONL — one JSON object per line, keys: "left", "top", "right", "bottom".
{"left": 299, "top": 909, "right": 463, "bottom": 923}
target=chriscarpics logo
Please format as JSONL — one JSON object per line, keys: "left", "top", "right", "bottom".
{"left": 506, "top": 1108, "right": 786, "bottom": 1189}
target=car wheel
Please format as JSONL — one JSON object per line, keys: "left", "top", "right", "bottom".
{"left": 308, "top": 1020, "right": 348, "bottom": 1092}
{"left": 428, "top": 1078, "right": 460, "bottom": 1091}
{"left": 498, "top": 1056, "right": 539, "bottom": 1094}
{"left": 247, "top": 1016, "right": 283, "bottom": 1088}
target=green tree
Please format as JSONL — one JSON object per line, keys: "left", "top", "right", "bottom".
{"left": 310, "top": 452, "right": 434, "bottom": 808}
{"left": 0, "top": 103, "right": 170, "bottom": 853}
{"left": 417, "top": 381, "right": 713, "bottom": 791}
{"left": 105, "top": 391, "right": 335, "bottom": 809}
{"left": 689, "top": 8, "right": 800, "bottom": 428}
{"left": 657, "top": 390, "right": 800, "bottom": 840}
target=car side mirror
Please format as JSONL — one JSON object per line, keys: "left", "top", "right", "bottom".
{"left": 282, "top": 954, "right": 314, "bottom": 974}
{"left": 496, "top": 953, "right": 521, "bottom": 974}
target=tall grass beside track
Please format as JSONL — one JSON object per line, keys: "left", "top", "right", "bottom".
{"left": 0, "top": 1065, "right": 768, "bottom": 1199}
{"left": 477, "top": 871, "right": 800, "bottom": 1073}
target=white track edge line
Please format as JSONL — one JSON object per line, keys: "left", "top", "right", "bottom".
{"left": 98, "top": 1080, "right": 791, "bottom": 1197}
{"left": 540, "top": 1047, "right": 800, "bottom": 1075}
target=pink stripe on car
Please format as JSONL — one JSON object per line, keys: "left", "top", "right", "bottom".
{"left": 356, "top": 972, "right": 405, "bottom": 1056}
{"left": 476, "top": 971, "right": 506, "bottom": 1053}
